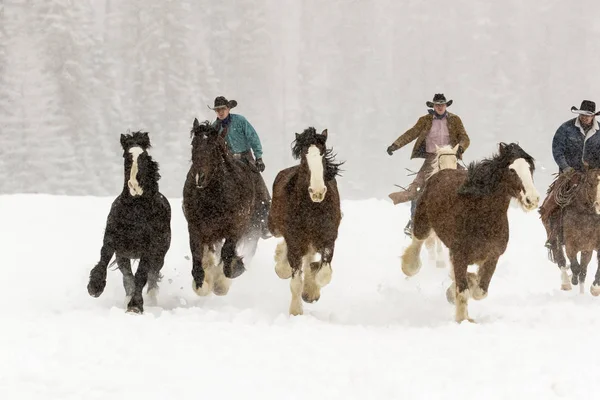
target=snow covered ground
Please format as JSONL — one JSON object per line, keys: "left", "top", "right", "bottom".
{"left": 1, "top": 194, "right": 599, "bottom": 399}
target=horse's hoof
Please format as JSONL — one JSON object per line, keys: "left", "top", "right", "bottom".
{"left": 192, "top": 279, "right": 211, "bottom": 296}
{"left": 401, "top": 259, "right": 422, "bottom": 277}
{"left": 224, "top": 258, "right": 246, "bottom": 279}
{"left": 212, "top": 279, "right": 231, "bottom": 296}
{"left": 126, "top": 306, "right": 143, "bottom": 314}
{"left": 87, "top": 280, "right": 106, "bottom": 297}
{"left": 590, "top": 284, "right": 600, "bottom": 296}
{"left": 561, "top": 283, "right": 573, "bottom": 291}
{"left": 301, "top": 292, "right": 320, "bottom": 303}
{"left": 456, "top": 317, "right": 476, "bottom": 324}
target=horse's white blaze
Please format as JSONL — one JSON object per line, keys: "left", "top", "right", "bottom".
{"left": 195, "top": 173, "right": 199, "bottom": 187}
{"left": 128, "top": 147, "right": 144, "bottom": 196}
{"left": 509, "top": 158, "right": 539, "bottom": 211}
{"left": 307, "top": 145, "right": 326, "bottom": 202}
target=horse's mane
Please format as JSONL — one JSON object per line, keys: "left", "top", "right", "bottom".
{"left": 291, "top": 127, "right": 344, "bottom": 180}
{"left": 458, "top": 142, "right": 534, "bottom": 196}
{"left": 190, "top": 119, "right": 219, "bottom": 139}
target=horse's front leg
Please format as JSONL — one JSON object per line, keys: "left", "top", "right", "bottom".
{"left": 566, "top": 247, "right": 582, "bottom": 289}
{"left": 126, "top": 257, "right": 151, "bottom": 314}
{"left": 471, "top": 257, "right": 499, "bottom": 300}
{"left": 578, "top": 251, "right": 593, "bottom": 294}
{"left": 222, "top": 237, "right": 245, "bottom": 279}
{"left": 189, "top": 231, "right": 213, "bottom": 296}
{"left": 88, "top": 238, "right": 114, "bottom": 298}
{"left": 116, "top": 256, "right": 134, "bottom": 307}
{"left": 452, "top": 253, "right": 474, "bottom": 323}
{"left": 287, "top": 242, "right": 305, "bottom": 316}
{"left": 590, "top": 252, "right": 600, "bottom": 296}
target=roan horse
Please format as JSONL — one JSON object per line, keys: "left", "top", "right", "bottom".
{"left": 183, "top": 119, "right": 256, "bottom": 297}
{"left": 422, "top": 144, "right": 460, "bottom": 268}
{"left": 401, "top": 142, "right": 540, "bottom": 323}
{"left": 268, "top": 127, "right": 343, "bottom": 315}
{"left": 87, "top": 130, "right": 171, "bottom": 313}
{"left": 548, "top": 169, "right": 600, "bottom": 295}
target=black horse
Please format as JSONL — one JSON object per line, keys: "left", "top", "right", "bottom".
{"left": 183, "top": 119, "right": 257, "bottom": 297}
{"left": 87, "top": 130, "right": 171, "bottom": 313}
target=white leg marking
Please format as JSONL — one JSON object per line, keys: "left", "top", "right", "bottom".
{"left": 315, "top": 262, "right": 332, "bottom": 287}
{"left": 580, "top": 282, "right": 585, "bottom": 295}
{"left": 560, "top": 267, "right": 572, "bottom": 291}
{"left": 192, "top": 245, "right": 216, "bottom": 296}
{"left": 590, "top": 284, "right": 600, "bottom": 296}
{"left": 274, "top": 240, "right": 292, "bottom": 279}
{"left": 146, "top": 287, "right": 158, "bottom": 306}
{"left": 128, "top": 146, "right": 144, "bottom": 196}
{"left": 401, "top": 237, "right": 424, "bottom": 277}
{"left": 212, "top": 262, "right": 232, "bottom": 296}
{"left": 455, "top": 289, "right": 473, "bottom": 323}
{"left": 289, "top": 272, "right": 304, "bottom": 316}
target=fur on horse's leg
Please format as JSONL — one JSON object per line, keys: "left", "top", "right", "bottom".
{"left": 560, "top": 267, "right": 572, "bottom": 291}
{"left": 472, "top": 258, "right": 499, "bottom": 301}
{"left": 579, "top": 251, "right": 592, "bottom": 295}
{"left": 287, "top": 246, "right": 304, "bottom": 315}
{"left": 274, "top": 240, "right": 292, "bottom": 279}
{"left": 192, "top": 245, "right": 215, "bottom": 296}
{"left": 212, "top": 261, "right": 232, "bottom": 296}
{"left": 452, "top": 257, "right": 474, "bottom": 323}
{"left": 425, "top": 234, "right": 436, "bottom": 262}
{"left": 302, "top": 248, "right": 320, "bottom": 303}
{"left": 222, "top": 238, "right": 246, "bottom": 279}
{"left": 315, "top": 246, "right": 334, "bottom": 288}
{"left": 590, "top": 254, "right": 600, "bottom": 296}
{"left": 88, "top": 243, "right": 114, "bottom": 298}
{"left": 401, "top": 237, "right": 424, "bottom": 277}
{"left": 117, "top": 257, "right": 135, "bottom": 307}
{"left": 146, "top": 267, "right": 163, "bottom": 307}
{"left": 435, "top": 237, "right": 446, "bottom": 268}
{"left": 127, "top": 259, "right": 150, "bottom": 314}
{"left": 289, "top": 270, "right": 304, "bottom": 316}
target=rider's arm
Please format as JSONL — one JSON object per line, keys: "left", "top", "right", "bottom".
{"left": 241, "top": 116, "right": 263, "bottom": 159}
{"left": 552, "top": 125, "right": 569, "bottom": 171}
{"left": 391, "top": 116, "right": 427, "bottom": 149}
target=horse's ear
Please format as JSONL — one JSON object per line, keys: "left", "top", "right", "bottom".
{"left": 295, "top": 133, "right": 300, "bottom": 140}
{"left": 452, "top": 144, "right": 459, "bottom": 153}
{"left": 142, "top": 131, "right": 150, "bottom": 148}
{"left": 120, "top": 134, "right": 127, "bottom": 148}
{"left": 435, "top": 144, "right": 440, "bottom": 150}
{"left": 498, "top": 142, "right": 507, "bottom": 153}
{"left": 321, "top": 129, "right": 328, "bottom": 141}
{"left": 193, "top": 118, "right": 200, "bottom": 129}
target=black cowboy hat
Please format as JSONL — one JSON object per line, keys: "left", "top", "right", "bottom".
{"left": 571, "top": 100, "right": 600, "bottom": 116}
{"left": 426, "top": 93, "right": 453, "bottom": 108}
{"left": 207, "top": 96, "right": 238, "bottom": 110}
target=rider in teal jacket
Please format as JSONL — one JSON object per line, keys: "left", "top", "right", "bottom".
{"left": 209, "top": 96, "right": 270, "bottom": 238}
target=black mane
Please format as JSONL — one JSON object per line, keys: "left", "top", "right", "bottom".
{"left": 458, "top": 142, "right": 535, "bottom": 196}
{"left": 291, "top": 127, "right": 344, "bottom": 180}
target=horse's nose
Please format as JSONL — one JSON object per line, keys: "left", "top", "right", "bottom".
{"left": 309, "top": 186, "right": 327, "bottom": 202}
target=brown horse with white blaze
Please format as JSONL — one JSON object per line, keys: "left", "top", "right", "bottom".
{"left": 401, "top": 142, "right": 540, "bottom": 323}
{"left": 268, "top": 127, "right": 343, "bottom": 316}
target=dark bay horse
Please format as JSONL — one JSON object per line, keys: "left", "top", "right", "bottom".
{"left": 87, "top": 130, "right": 171, "bottom": 313}
{"left": 550, "top": 169, "right": 600, "bottom": 294}
{"left": 268, "top": 127, "right": 343, "bottom": 315}
{"left": 401, "top": 143, "right": 540, "bottom": 323}
{"left": 183, "top": 119, "right": 256, "bottom": 297}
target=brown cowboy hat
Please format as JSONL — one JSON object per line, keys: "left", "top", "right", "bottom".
{"left": 207, "top": 96, "right": 238, "bottom": 110}
{"left": 426, "top": 93, "right": 453, "bottom": 108}
{"left": 571, "top": 100, "right": 600, "bottom": 116}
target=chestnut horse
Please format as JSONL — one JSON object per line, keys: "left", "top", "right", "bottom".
{"left": 423, "top": 144, "right": 460, "bottom": 268}
{"left": 401, "top": 143, "right": 539, "bottom": 323}
{"left": 268, "top": 127, "right": 343, "bottom": 315}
